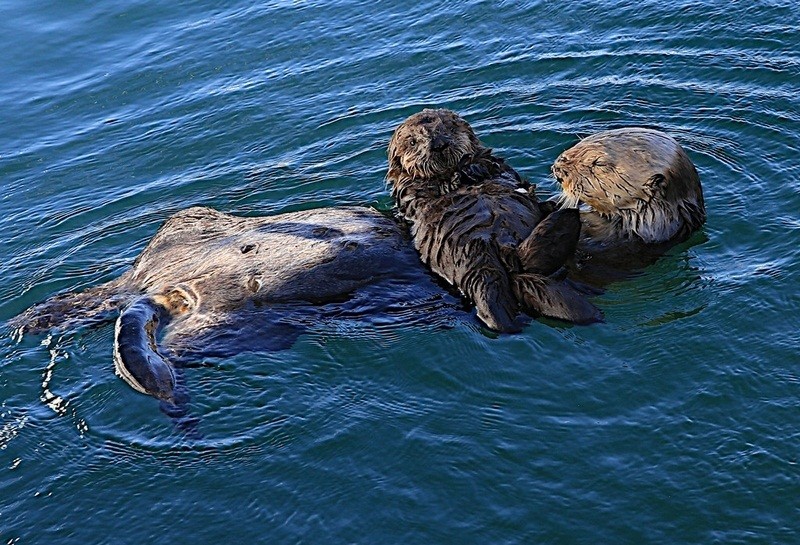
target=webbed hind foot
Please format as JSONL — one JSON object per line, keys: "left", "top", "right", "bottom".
{"left": 514, "top": 273, "right": 603, "bottom": 325}
{"left": 113, "top": 297, "right": 176, "bottom": 401}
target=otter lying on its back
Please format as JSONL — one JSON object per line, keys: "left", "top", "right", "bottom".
{"left": 387, "top": 109, "right": 601, "bottom": 332}
{"left": 13, "top": 206, "right": 454, "bottom": 405}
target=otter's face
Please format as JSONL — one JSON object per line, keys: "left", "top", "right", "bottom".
{"left": 387, "top": 109, "right": 481, "bottom": 180}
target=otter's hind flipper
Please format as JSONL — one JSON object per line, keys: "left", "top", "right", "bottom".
{"left": 514, "top": 273, "right": 603, "bottom": 325}
{"left": 517, "top": 208, "right": 580, "bottom": 276}
{"left": 12, "top": 279, "right": 133, "bottom": 335}
{"left": 113, "top": 296, "right": 177, "bottom": 402}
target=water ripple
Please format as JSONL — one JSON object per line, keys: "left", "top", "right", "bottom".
{"left": 2, "top": 0, "right": 800, "bottom": 543}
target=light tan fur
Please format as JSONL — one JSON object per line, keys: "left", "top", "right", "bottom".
{"left": 552, "top": 128, "right": 705, "bottom": 247}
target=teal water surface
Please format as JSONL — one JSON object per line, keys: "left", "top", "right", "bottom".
{"left": 2, "top": 1, "right": 799, "bottom": 543}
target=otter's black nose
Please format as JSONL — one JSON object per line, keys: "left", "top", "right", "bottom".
{"left": 430, "top": 135, "right": 449, "bottom": 152}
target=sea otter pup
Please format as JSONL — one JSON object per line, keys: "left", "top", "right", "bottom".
{"left": 552, "top": 128, "right": 705, "bottom": 265}
{"left": 387, "top": 108, "right": 602, "bottom": 332}
{"left": 13, "top": 206, "right": 456, "bottom": 404}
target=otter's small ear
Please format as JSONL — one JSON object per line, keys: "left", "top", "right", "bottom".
{"left": 386, "top": 134, "right": 402, "bottom": 181}
{"left": 387, "top": 128, "right": 402, "bottom": 162}
{"left": 387, "top": 143, "right": 399, "bottom": 170}
{"left": 466, "top": 125, "right": 482, "bottom": 149}
{"left": 450, "top": 114, "right": 478, "bottom": 142}
{"left": 646, "top": 173, "right": 667, "bottom": 195}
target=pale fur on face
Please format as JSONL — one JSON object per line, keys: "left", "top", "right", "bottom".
{"left": 387, "top": 109, "right": 482, "bottom": 181}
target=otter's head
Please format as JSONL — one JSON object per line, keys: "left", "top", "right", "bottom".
{"left": 387, "top": 109, "right": 482, "bottom": 183}
{"left": 552, "top": 128, "right": 705, "bottom": 243}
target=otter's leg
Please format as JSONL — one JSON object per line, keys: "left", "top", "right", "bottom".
{"left": 517, "top": 208, "right": 581, "bottom": 276}
{"left": 11, "top": 278, "right": 133, "bottom": 336}
{"left": 113, "top": 297, "right": 176, "bottom": 402}
{"left": 460, "top": 258, "right": 521, "bottom": 333}
{"left": 514, "top": 273, "right": 603, "bottom": 325}
{"left": 112, "top": 287, "right": 192, "bottom": 403}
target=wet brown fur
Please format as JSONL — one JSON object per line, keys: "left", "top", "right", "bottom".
{"left": 12, "top": 206, "right": 426, "bottom": 338}
{"left": 12, "top": 206, "right": 457, "bottom": 406}
{"left": 387, "top": 109, "right": 600, "bottom": 332}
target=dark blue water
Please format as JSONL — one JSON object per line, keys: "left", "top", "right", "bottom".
{"left": 2, "top": 1, "right": 799, "bottom": 543}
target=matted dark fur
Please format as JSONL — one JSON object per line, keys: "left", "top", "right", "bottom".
{"left": 387, "top": 109, "right": 601, "bottom": 332}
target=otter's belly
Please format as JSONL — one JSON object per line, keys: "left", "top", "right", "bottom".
{"left": 412, "top": 188, "right": 542, "bottom": 284}
{"left": 125, "top": 206, "right": 419, "bottom": 310}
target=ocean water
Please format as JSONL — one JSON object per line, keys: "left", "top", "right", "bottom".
{"left": 1, "top": 1, "right": 799, "bottom": 543}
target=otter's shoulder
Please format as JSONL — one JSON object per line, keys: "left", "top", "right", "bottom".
{"left": 161, "top": 206, "right": 232, "bottom": 227}
{"left": 287, "top": 206, "right": 399, "bottom": 234}
{"left": 150, "top": 206, "right": 398, "bottom": 245}
{"left": 451, "top": 181, "right": 541, "bottom": 221}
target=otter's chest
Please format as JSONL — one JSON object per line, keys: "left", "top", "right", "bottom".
{"left": 412, "top": 186, "right": 543, "bottom": 269}
{"left": 127, "top": 206, "right": 416, "bottom": 308}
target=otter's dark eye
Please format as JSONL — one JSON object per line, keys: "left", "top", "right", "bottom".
{"left": 409, "top": 137, "right": 417, "bottom": 146}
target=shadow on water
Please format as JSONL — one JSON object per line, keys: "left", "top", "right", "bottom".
{"left": 157, "top": 368, "right": 203, "bottom": 439}
{"left": 567, "top": 230, "right": 710, "bottom": 288}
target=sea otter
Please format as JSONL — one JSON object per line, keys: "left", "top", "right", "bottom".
{"left": 12, "top": 206, "right": 458, "bottom": 405}
{"left": 552, "top": 128, "right": 705, "bottom": 269}
{"left": 387, "top": 108, "right": 602, "bottom": 332}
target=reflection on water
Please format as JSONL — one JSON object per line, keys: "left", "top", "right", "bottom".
{"left": 0, "top": 410, "right": 28, "bottom": 451}
{"left": 41, "top": 347, "right": 70, "bottom": 417}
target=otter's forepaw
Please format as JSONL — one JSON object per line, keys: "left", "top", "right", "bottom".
{"left": 517, "top": 208, "right": 581, "bottom": 276}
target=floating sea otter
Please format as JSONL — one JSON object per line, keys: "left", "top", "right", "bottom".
{"left": 14, "top": 111, "right": 705, "bottom": 410}
{"left": 12, "top": 206, "right": 458, "bottom": 406}
{"left": 387, "top": 109, "right": 603, "bottom": 333}
{"left": 12, "top": 174, "right": 603, "bottom": 408}
{"left": 387, "top": 109, "right": 705, "bottom": 330}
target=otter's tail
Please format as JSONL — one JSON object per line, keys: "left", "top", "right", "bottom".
{"left": 11, "top": 279, "right": 135, "bottom": 335}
